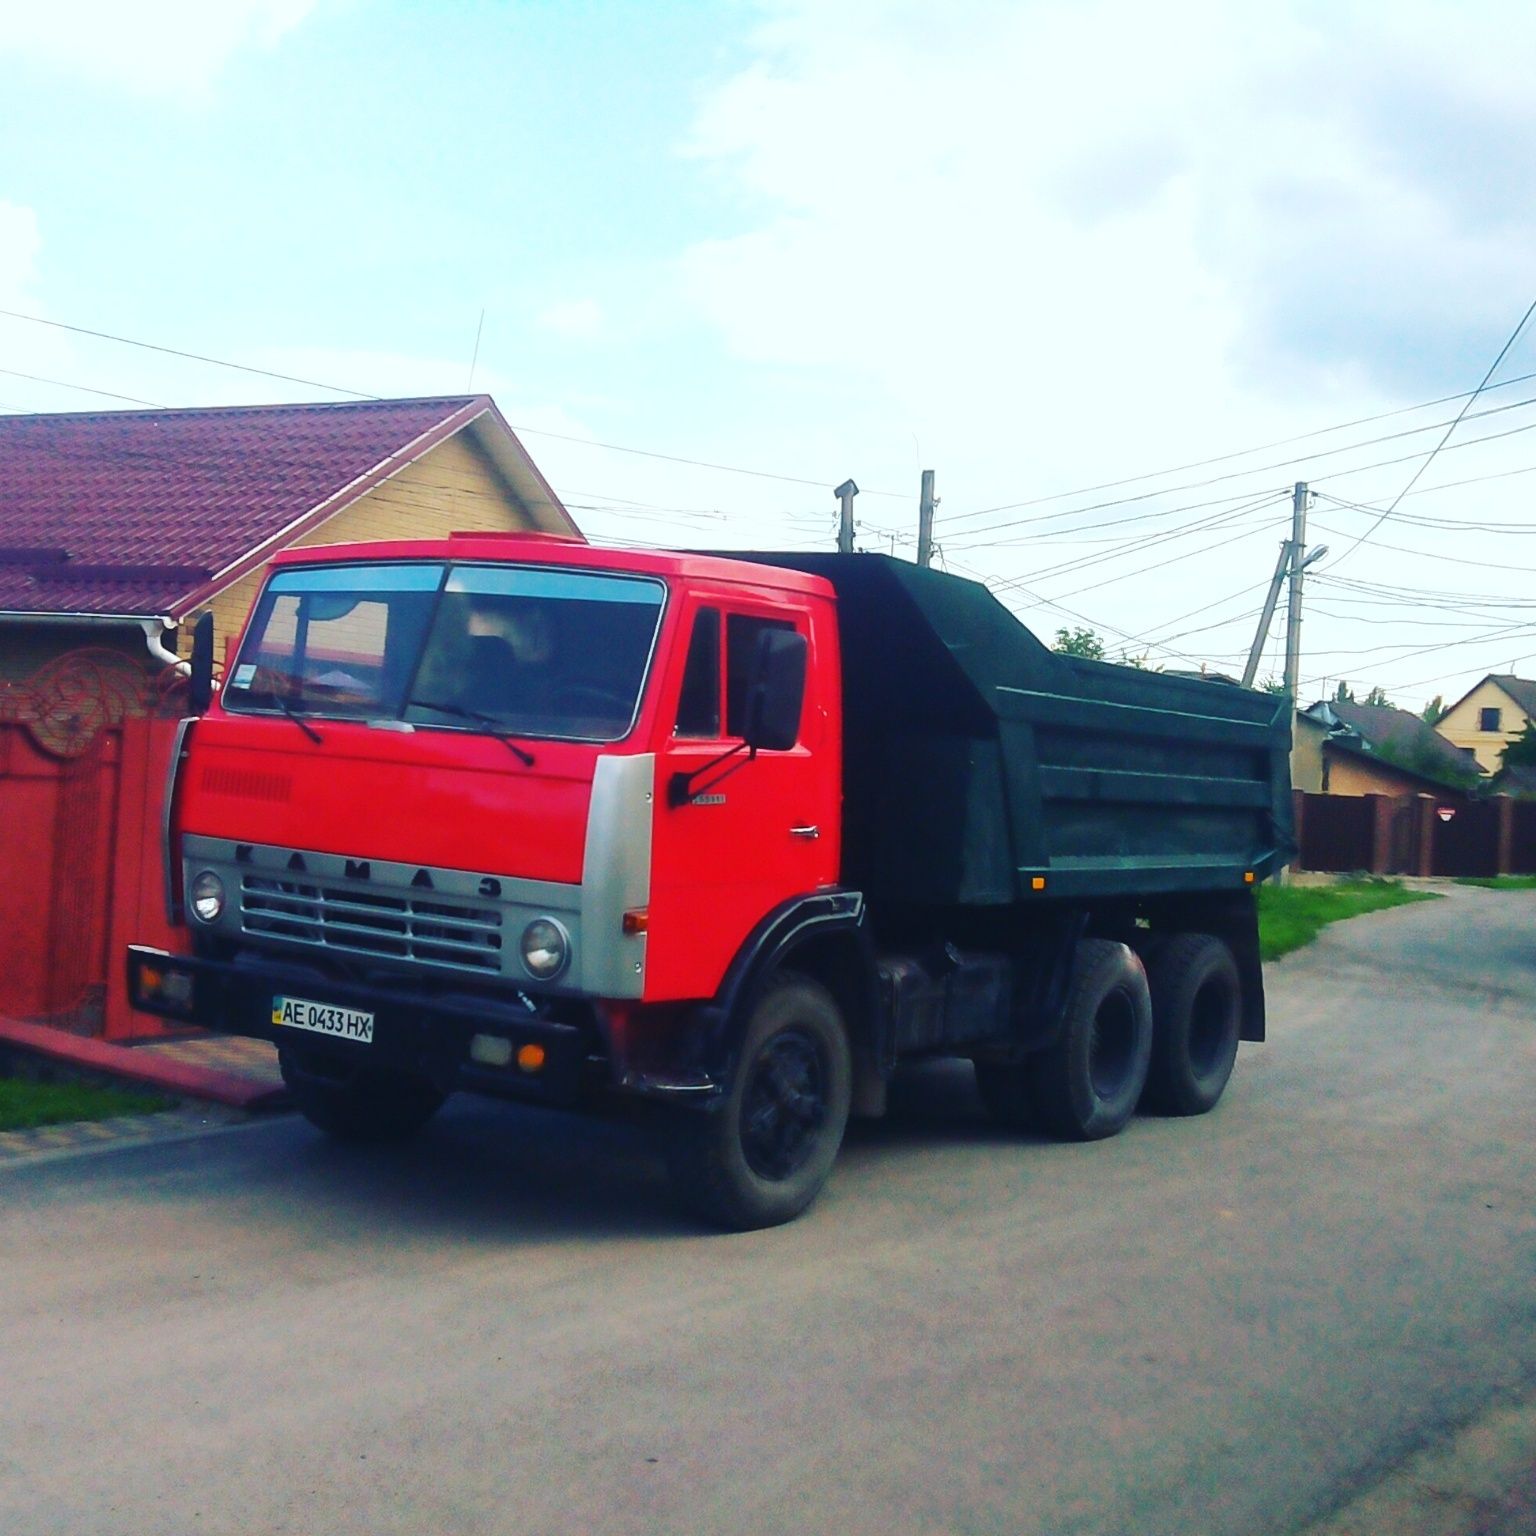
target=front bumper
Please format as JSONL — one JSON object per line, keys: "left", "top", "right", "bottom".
{"left": 126, "top": 945, "right": 589, "bottom": 1105}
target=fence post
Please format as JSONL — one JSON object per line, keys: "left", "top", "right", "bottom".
{"left": 1367, "top": 794, "right": 1393, "bottom": 875}
{"left": 1416, "top": 794, "right": 1436, "bottom": 878}
{"left": 1496, "top": 795, "right": 1515, "bottom": 877}
{"left": 1291, "top": 789, "right": 1306, "bottom": 872}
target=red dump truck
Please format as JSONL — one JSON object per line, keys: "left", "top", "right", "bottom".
{"left": 128, "top": 532, "right": 1292, "bottom": 1227}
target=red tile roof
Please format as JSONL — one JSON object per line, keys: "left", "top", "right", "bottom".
{"left": 0, "top": 396, "right": 549, "bottom": 618}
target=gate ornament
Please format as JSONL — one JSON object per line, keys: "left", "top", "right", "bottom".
{"left": 0, "top": 648, "right": 178, "bottom": 758}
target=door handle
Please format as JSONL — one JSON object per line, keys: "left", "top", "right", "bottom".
{"left": 790, "top": 825, "right": 820, "bottom": 840}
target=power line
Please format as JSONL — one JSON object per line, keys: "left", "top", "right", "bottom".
{"left": 1327, "top": 295, "right": 1536, "bottom": 569}
{"left": 0, "top": 367, "right": 164, "bottom": 407}
{"left": 0, "top": 307, "right": 381, "bottom": 399}
{"left": 936, "top": 367, "right": 1536, "bottom": 527}
{"left": 0, "top": 306, "right": 911, "bottom": 499}
{"left": 945, "top": 389, "right": 1536, "bottom": 540}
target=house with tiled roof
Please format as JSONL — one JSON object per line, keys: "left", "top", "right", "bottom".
{"left": 0, "top": 394, "right": 578, "bottom": 684}
{"left": 1294, "top": 699, "right": 1483, "bottom": 797}
{"left": 1435, "top": 674, "right": 1536, "bottom": 773}
{"left": 0, "top": 396, "right": 579, "bottom": 1039}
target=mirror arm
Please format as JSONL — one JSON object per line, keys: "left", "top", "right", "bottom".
{"left": 668, "top": 740, "right": 751, "bottom": 807}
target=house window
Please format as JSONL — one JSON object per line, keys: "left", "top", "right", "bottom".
{"left": 1480, "top": 706, "right": 1502, "bottom": 732}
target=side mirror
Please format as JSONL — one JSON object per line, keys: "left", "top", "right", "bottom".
{"left": 188, "top": 612, "right": 215, "bottom": 715}
{"left": 744, "top": 629, "right": 807, "bottom": 753}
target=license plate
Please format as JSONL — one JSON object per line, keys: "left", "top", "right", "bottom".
{"left": 271, "top": 994, "right": 375, "bottom": 1044}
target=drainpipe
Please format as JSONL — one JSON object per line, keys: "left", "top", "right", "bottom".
{"left": 140, "top": 617, "right": 190, "bottom": 676}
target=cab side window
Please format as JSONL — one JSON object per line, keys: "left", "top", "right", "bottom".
{"left": 675, "top": 608, "right": 721, "bottom": 738}
{"left": 726, "top": 614, "right": 799, "bottom": 741}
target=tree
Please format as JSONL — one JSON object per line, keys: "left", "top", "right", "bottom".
{"left": 1259, "top": 677, "right": 1288, "bottom": 697}
{"left": 1421, "top": 695, "right": 1447, "bottom": 726}
{"left": 1053, "top": 626, "right": 1105, "bottom": 660}
{"left": 1500, "top": 721, "right": 1536, "bottom": 769}
{"left": 1332, "top": 680, "right": 1355, "bottom": 703}
{"left": 1362, "top": 685, "right": 1394, "bottom": 709}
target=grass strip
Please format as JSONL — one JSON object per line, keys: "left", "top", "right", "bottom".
{"left": 1257, "top": 878, "right": 1439, "bottom": 961}
{"left": 0, "top": 1077, "right": 172, "bottom": 1132}
{"left": 1455, "top": 875, "right": 1536, "bottom": 889}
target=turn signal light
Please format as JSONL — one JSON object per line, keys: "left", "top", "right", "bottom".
{"left": 622, "top": 908, "right": 649, "bottom": 935}
{"left": 517, "top": 1044, "right": 547, "bottom": 1074}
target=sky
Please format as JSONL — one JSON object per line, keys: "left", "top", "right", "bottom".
{"left": 3, "top": 0, "right": 1536, "bottom": 713}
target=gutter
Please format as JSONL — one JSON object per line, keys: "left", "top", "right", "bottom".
{"left": 0, "top": 609, "right": 188, "bottom": 675}
{"left": 139, "top": 617, "right": 189, "bottom": 676}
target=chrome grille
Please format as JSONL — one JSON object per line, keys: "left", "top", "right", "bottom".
{"left": 240, "top": 874, "right": 503, "bottom": 973}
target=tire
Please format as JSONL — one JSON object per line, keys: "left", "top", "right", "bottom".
{"left": 279, "top": 1048, "right": 445, "bottom": 1143}
{"left": 974, "top": 1058, "right": 1036, "bottom": 1130}
{"left": 668, "top": 973, "right": 852, "bottom": 1230}
{"left": 1028, "top": 938, "right": 1152, "bottom": 1141}
{"left": 1142, "top": 933, "right": 1241, "bottom": 1116}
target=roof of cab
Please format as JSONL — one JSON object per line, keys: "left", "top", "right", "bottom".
{"left": 266, "top": 532, "right": 838, "bottom": 600}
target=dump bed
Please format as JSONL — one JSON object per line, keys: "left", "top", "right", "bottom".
{"left": 740, "top": 553, "right": 1293, "bottom": 906}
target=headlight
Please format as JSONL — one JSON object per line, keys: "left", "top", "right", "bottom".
{"left": 190, "top": 870, "right": 225, "bottom": 924}
{"left": 520, "top": 917, "right": 570, "bottom": 980}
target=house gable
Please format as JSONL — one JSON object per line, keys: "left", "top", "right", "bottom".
{"left": 197, "top": 428, "right": 544, "bottom": 656}
{"left": 1436, "top": 675, "right": 1536, "bottom": 772}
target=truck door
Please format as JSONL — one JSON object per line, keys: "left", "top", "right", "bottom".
{"left": 647, "top": 599, "right": 839, "bottom": 1002}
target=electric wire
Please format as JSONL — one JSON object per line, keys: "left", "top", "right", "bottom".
{"left": 1327, "top": 295, "right": 1536, "bottom": 569}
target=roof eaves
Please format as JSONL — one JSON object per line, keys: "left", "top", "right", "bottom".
{"left": 0, "top": 609, "right": 171, "bottom": 625}
{"left": 465, "top": 400, "right": 581, "bottom": 538}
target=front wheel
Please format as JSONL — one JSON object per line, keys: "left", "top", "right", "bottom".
{"left": 667, "top": 973, "right": 852, "bottom": 1230}
{"left": 279, "top": 1049, "right": 445, "bottom": 1143}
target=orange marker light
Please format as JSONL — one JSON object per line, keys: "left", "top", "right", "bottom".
{"left": 1244, "top": 871, "right": 1255, "bottom": 884}
{"left": 517, "top": 1043, "right": 547, "bottom": 1073}
{"left": 1031, "top": 876, "right": 1047, "bottom": 891}
{"left": 622, "top": 909, "right": 649, "bottom": 935}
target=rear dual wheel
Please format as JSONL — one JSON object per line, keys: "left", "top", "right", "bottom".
{"left": 1141, "top": 933, "right": 1242, "bottom": 1116}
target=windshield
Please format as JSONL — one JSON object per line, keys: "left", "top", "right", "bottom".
{"left": 224, "top": 561, "right": 667, "bottom": 743}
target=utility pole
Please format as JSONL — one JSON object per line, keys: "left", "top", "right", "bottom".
{"left": 834, "top": 478, "right": 859, "bottom": 554}
{"left": 1283, "top": 481, "right": 1309, "bottom": 703}
{"left": 916, "top": 469, "right": 937, "bottom": 567}
{"left": 1241, "top": 541, "right": 1293, "bottom": 688}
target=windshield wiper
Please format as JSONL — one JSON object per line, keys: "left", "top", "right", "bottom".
{"left": 405, "top": 697, "right": 536, "bottom": 766}
{"left": 238, "top": 685, "right": 323, "bottom": 744}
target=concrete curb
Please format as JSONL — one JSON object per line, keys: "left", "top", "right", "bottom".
{"left": 0, "top": 1016, "right": 289, "bottom": 1111}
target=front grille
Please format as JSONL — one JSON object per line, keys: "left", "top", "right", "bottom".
{"left": 240, "top": 875, "right": 504, "bottom": 973}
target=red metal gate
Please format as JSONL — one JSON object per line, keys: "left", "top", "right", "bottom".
{"left": 0, "top": 650, "right": 186, "bottom": 1039}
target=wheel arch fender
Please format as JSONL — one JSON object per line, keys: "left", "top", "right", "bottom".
{"left": 695, "top": 890, "right": 880, "bottom": 1108}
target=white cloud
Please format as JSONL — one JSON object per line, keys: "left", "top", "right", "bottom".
{"left": 665, "top": 0, "right": 1536, "bottom": 695}
{"left": 536, "top": 299, "right": 605, "bottom": 341}
{"left": 0, "top": 0, "right": 319, "bottom": 97}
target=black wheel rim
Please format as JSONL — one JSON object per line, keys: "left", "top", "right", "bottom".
{"left": 1187, "top": 978, "right": 1231, "bottom": 1079}
{"left": 741, "top": 1027, "right": 828, "bottom": 1182}
{"left": 1088, "top": 989, "right": 1139, "bottom": 1098}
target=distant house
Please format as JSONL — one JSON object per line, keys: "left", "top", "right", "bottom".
{"left": 1435, "top": 674, "right": 1536, "bottom": 773}
{"left": 1295, "top": 700, "right": 1482, "bottom": 797}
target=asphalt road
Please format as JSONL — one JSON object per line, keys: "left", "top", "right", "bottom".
{"left": 3, "top": 886, "right": 1534, "bottom": 1536}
